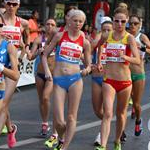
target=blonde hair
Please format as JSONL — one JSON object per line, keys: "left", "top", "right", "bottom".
{"left": 68, "top": 9, "right": 86, "bottom": 22}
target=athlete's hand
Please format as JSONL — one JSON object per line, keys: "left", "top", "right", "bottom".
{"left": 97, "top": 63, "right": 103, "bottom": 72}
{"left": 45, "top": 71, "right": 53, "bottom": 81}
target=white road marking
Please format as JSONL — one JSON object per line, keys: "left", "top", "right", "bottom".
{"left": 0, "top": 102, "right": 150, "bottom": 149}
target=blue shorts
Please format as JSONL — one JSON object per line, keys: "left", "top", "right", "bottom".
{"left": 0, "top": 90, "right": 5, "bottom": 100}
{"left": 92, "top": 76, "right": 103, "bottom": 86}
{"left": 53, "top": 73, "right": 81, "bottom": 92}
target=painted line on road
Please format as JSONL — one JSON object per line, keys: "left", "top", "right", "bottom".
{"left": 1, "top": 102, "right": 150, "bottom": 149}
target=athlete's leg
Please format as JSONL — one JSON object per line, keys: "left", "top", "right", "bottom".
{"left": 132, "top": 79, "right": 145, "bottom": 121}
{"left": 62, "top": 78, "right": 83, "bottom": 149}
{"left": 0, "top": 100, "right": 7, "bottom": 134}
{"left": 4, "top": 78, "right": 18, "bottom": 133}
{"left": 36, "top": 76, "right": 53, "bottom": 123}
{"left": 100, "top": 82, "right": 115, "bottom": 147}
{"left": 115, "top": 85, "right": 132, "bottom": 143}
{"left": 53, "top": 85, "right": 67, "bottom": 140}
{"left": 92, "top": 81, "right": 103, "bottom": 119}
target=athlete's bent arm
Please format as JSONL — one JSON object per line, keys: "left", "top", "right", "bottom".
{"left": 123, "top": 34, "right": 140, "bottom": 64}
{"left": 3, "top": 43, "right": 20, "bottom": 81}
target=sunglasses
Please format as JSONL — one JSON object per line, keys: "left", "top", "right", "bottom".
{"left": 129, "top": 22, "right": 140, "bottom": 26}
{"left": 114, "top": 20, "right": 126, "bottom": 24}
{"left": 6, "top": 2, "right": 18, "bottom": 7}
{"left": 0, "top": 23, "right": 3, "bottom": 28}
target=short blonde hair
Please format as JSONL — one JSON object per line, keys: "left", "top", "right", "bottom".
{"left": 68, "top": 9, "right": 86, "bottom": 22}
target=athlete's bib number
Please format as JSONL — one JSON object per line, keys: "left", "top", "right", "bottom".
{"left": 106, "top": 43, "right": 126, "bottom": 62}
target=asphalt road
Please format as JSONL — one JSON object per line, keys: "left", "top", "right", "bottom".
{"left": 0, "top": 63, "right": 150, "bottom": 150}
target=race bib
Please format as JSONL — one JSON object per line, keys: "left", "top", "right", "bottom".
{"left": 2, "top": 25, "right": 21, "bottom": 46}
{"left": 106, "top": 43, "right": 126, "bottom": 62}
{"left": 59, "top": 41, "right": 83, "bottom": 63}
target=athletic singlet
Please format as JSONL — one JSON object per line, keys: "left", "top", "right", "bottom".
{"left": 135, "top": 32, "right": 145, "bottom": 59}
{"left": 92, "top": 44, "right": 107, "bottom": 65}
{"left": 55, "top": 31, "right": 84, "bottom": 64}
{"left": 105, "top": 31, "right": 131, "bottom": 65}
{"left": 0, "top": 40, "right": 10, "bottom": 82}
{"left": 2, "top": 16, "right": 21, "bottom": 48}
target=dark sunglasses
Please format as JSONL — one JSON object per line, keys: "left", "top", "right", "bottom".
{"left": 0, "top": 23, "right": 3, "bottom": 28}
{"left": 6, "top": 2, "right": 18, "bottom": 7}
{"left": 114, "top": 20, "right": 126, "bottom": 24}
{"left": 129, "top": 22, "right": 140, "bottom": 26}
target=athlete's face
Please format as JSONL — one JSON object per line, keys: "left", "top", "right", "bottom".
{"left": 129, "top": 17, "right": 140, "bottom": 33}
{"left": 45, "top": 19, "right": 56, "bottom": 33}
{"left": 70, "top": 15, "right": 85, "bottom": 31}
{"left": 5, "top": 1, "right": 19, "bottom": 14}
{"left": 113, "top": 13, "right": 128, "bottom": 32}
{"left": 101, "top": 23, "right": 113, "bottom": 33}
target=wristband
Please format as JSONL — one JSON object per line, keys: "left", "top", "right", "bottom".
{"left": 0, "top": 63, "right": 4, "bottom": 72}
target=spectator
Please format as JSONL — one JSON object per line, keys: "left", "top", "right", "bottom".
{"left": 29, "top": 10, "right": 40, "bottom": 45}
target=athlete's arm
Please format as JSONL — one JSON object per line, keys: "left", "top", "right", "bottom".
{"left": 124, "top": 34, "right": 140, "bottom": 64}
{"left": 3, "top": 43, "right": 20, "bottom": 81}
{"left": 141, "top": 34, "right": 150, "bottom": 50}
{"left": 42, "top": 32, "right": 62, "bottom": 80}
{"left": 27, "top": 36, "right": 41, "bottom": 60}
{"left": 82, "top": 38, "right": 91, "bottom": 76}
{"left": 20, "top": 18, "right": 30, "bottom": 45}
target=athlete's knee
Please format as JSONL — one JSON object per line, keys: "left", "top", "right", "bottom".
{"left": 133, "top": 103, "right": 141, "bottom": 111}
{"left": 103, "top": 110, "right": 113, "bottom": 120}
{"left": 95, "top": 110, "right": 103, "bottom": 119}
{"left": 67, "top": 114, "right": 77, "bottom": 124}
{"left": 116, "top": 111, "right": 126, "bottom": 120}
{"left": 42, "top": 95, "right": 50, "bottom": 104}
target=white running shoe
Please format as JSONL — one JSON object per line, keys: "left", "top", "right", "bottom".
{"left": 94, "top": 132, "right": 101, "bottom": 146}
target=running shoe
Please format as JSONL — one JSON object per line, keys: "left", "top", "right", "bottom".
{"left": 120, "top": 131, "right": 127, "bottom": 143}
{"left": 131, "top": 107, "right": 135, "bottom": 119}
{"left": 94, "top": 132, "right": 101, "bottom": 146}
{"left": 54, "top": 140, "right": 64, "bottom": 150}
{"left": 7, "top": 124, "right": 17, "bottom": 148}
{"left": 114, "top": 142, "right": 121, "bottom": 150}
{"left": 40, "top": 123, "right": 50, "bottom": 137}
{"left": 94, "top": 145, "right": 106, "bottom": 150}
{"left": 135, "top": 119, "right": 143, "bottom": 136}
{"left": 1, "top": 125, "right": 8, "bottom": 135}
{"left": 128, "top": 98, "right": 133, "bottom": 105}
{"left": 44, "top": 134, "right": 58, "bottom": 148}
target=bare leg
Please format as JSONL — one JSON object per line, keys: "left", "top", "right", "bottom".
{"left": 100, "top": 83, "right": 115, "bottom": 147}
{"left": 132, "top": 79, "right": 145, "bottom": 121}
{"left": 115, "top": 85, "right": 132, "bottom": 143}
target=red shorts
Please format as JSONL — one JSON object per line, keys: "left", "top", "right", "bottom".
{"left": 103, "top": 78, "right": 132, "bottom": 92}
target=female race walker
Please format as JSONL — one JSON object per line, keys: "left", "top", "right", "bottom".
{"left": 42, "top": 9, "right": 91, "bottom": 150}
{"left": 129, "top": 14, "right": 150, "bottom": 136}
{"left": 26, "top": 18, "right": 57, "bottom": 138}
{"left": 0, "top": 22, "right": 19, "bottom": 143}
{"left": 91, "top": 17, "right": 113, "bottom": 146}
{"left": 95, "top": 7, "right": 140, "bottom": 150}
{"left": 0, "top": 0, "right": 29, "bottom": 148}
